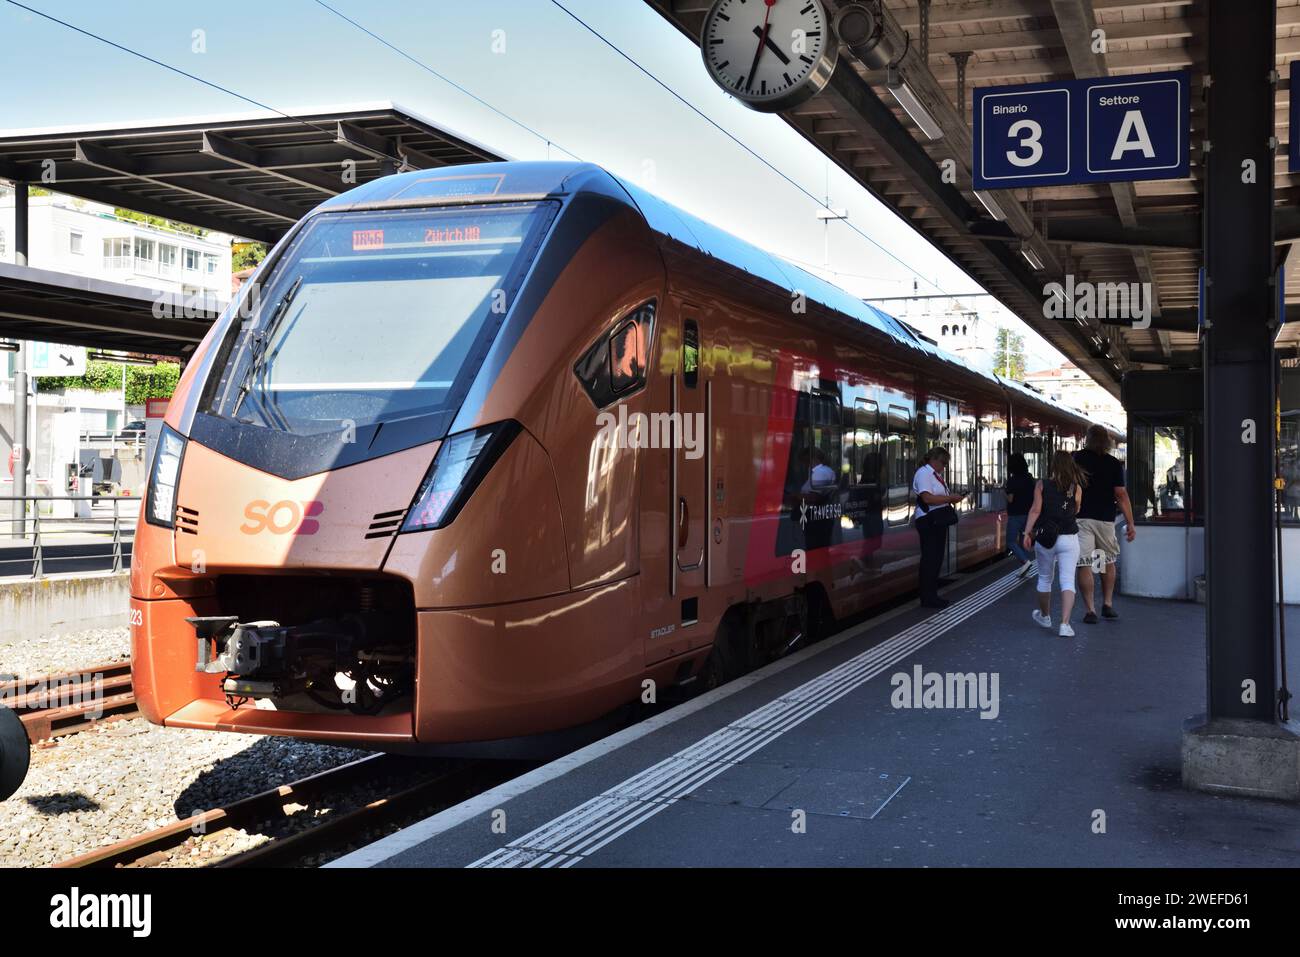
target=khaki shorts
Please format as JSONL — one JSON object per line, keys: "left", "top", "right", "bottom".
{"left": 1076, "top": 518, "right": 1120, "bottom": 567}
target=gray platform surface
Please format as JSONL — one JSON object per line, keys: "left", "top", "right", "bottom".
{"left": 336, "top": 561, "right": 1300, "bottom": 868}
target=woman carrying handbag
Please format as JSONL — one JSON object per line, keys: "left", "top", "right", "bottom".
{"left": 1022, "top": 450, "right": 1086, "bottom": 637}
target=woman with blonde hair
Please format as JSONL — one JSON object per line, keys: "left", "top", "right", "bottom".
{"left": 1022, "top": 450, "right": 1087, "bottom": 637}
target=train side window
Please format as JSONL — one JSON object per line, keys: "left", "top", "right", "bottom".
{"left": 848, "top": 398, "right": 881, "bottom": 487}
{"left": 783, "top": 390, "right": 843, "bottom": 506}
{"left": 609, "top": 320, "right": 641, "bottom": 393}
{"left": 808, "top": 391, "right": 843, "bottom": 486}
{"left": 682, "top": 320, "right": 700, "bottom": 389}
{"left": 573, "top": 300, "right": 656, "bottom": 408}
{"left": 959, "top": 416, "right": 976, "bottom": 505}
{"left": 885, "top": 404, "right": 913, "bottom": 526}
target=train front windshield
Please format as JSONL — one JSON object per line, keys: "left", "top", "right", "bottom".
{"left": 202, "top": 201, "right": 554, "bottom": 434}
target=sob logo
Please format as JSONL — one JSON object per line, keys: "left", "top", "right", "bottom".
{"left": 241, "top": 499, "right": 324, "bottom": 535}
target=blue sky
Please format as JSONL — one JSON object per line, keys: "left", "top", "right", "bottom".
{"left": 0, "top": 0, "right": 1064, "bottom": 368}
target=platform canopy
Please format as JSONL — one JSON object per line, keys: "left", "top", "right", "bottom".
{"left": 0, "top": 102, "right": 504, "bottom": 245}
{"left": 0, "top": 103, "right": 504, "bottom": 356}
{"left": 645, "top": 0, "right": 1300, "bottom": 394}
{"left": 0, "top": 262, "right": 219, "bottom": 356}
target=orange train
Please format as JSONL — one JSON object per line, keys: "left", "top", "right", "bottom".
{"left": 131, "top": 162, "right": 1104, "bottom": 755}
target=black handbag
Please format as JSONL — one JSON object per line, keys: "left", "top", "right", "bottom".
{"left": 1033, "top": 517, "right": 1061, "bottom": 548}
{"left": 916, "top": 499, "right": 959, "bottom": 530}
{"left": 1032, "top": 482, "right": 1073, "bottom": 548}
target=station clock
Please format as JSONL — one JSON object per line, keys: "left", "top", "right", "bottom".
{"left": 700, "top": 0, "right": 838, "bottom": 113}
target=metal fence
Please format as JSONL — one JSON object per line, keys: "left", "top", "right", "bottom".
{"left": 79, "top": 429, "right": 146, "bottom": 453}
{"left": 1, "top": 495, "right": 136, "bottom": 579}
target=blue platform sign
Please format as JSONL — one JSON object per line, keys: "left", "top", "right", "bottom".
{"left": 1290, "top": 60, "right": 1299, "bottom": 173}
{"left": 973, "top": 70, "right": 1190, "bottom": 190}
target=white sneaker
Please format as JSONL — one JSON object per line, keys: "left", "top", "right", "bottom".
{"left": 1031, "top": 610, "right": 1053, "bottom": 629}
{"left": 1059, "top": 622, "right": 1075, "bottom": 638}
{"left": 1017, "top": 559, "right": 1036, "bottom": 580}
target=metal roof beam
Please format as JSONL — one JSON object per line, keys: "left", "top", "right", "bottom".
{"left": 335, "top": 122, "right": 444, "bottom": 171}
{"left": 0, "top": 291, "right": 211, "bottom": 346}
{"left": 972, "top": 215, "right": 1201, "bottom": 248}
{"left": 833, "top": 3, "right": 1124, "bottom": 381}
{"left": 74, "top": 139, "right": 309, "bottom": 223}
{"left": 822, "top": 66, "right": 1116, "bottom": 387}
{"left": 0, "top": 160, "right": 283, "bottom": 243}
{"left": 201, "top": 131, "right": 343, "bottom": 196}
{"left": 0, "top": 263, "right": 218, "bottom": 355}
{"left": 923, "top": 18, "right": 1199, "bottom": 58}
{"left": 1050, "top": 0, "right": 1165, "bottom": 361}
{"left": 0, "top": 143, "right": 382, "bottom": 186}
{"left": 896, "top": 0, "right": 1193, "bottom": 29}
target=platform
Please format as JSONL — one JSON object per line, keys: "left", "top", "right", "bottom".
{"left": 331, "top": 560, "right": 1300, "bottom": 868}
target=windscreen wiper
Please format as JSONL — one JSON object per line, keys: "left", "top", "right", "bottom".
{"left": 232, "top": 275, "right": 303, "bottom": 419}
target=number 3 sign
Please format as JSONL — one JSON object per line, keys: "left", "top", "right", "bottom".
{"left": 973, "top": 70, "right": 1189, "bottom": 190}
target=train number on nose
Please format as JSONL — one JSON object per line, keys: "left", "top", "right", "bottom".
{"left": 241, "top": 500, "right": 324, "bottom": 535}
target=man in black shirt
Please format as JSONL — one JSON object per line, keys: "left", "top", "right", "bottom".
{"left": 1073, "top": 425, "right": 1136, "bottom": 624}
{"left": 1003, "top": 453, "right": 1036, "bottom": 578}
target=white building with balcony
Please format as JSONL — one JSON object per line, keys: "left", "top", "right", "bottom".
{"left": 0, "top": 187, "right": 233, "bottom": 489}
{"left": 0, "top": 185, "right": 232, "bottom": 300}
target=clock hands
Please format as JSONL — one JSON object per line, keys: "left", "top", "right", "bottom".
{"left": 751, "top": 24, "right": 791, "bottom": 65}
{"left": 703, "top": 0, "right": 833, "bottom": 111}
{"left": 744, "top": 0, "right": 777, "bottom": 92}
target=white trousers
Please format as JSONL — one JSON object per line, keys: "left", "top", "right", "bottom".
{"left": 1035, "top": 533, "right": 1080, "bottom": 594}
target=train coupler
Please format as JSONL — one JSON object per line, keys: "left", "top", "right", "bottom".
{"left": 184, "top": 609, "right": 412, "bottom": 714}
{"left": 221, "top": 675, "right": 308, "bottom": 699}
{"left": 187, "top": 615, "right": 289, "bottom": 676}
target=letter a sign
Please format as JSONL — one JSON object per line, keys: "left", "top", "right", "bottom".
{"left": 973, "top": 70, "right": 1190, "bottom": 189}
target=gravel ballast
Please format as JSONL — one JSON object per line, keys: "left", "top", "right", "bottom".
{"left": 1, "top": 625, "right": 130, "bottom": 680}
{"left": 0, "top": 625, "right": 374, "bottom": 867}
{"left": 0, "top": 717, "right": 373, "bottom": 867}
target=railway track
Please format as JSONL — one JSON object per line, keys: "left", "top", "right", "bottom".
{"left": 0, "top": 661, "right": 137, "bottom": 743}
{"left": 54, "top": 753, "right": 527, "bottom": 868}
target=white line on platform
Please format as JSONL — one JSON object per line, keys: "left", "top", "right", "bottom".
{"left": 326, "top": 561, "right": 1018, "bottom": 868}
{"left": 870, "top": 775, "right": 912, "bottom": 820}
{"left": 468, "top": 567, "right": 1028, "bottom": 868}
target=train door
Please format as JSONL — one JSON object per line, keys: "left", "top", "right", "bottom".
{"left": 671, "top": 316, "right": 707, "bottom": 618}
{"left": 927, "top": 395, "right": 960, "bottom": 576}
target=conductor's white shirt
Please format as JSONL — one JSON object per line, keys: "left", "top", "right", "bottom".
{"left": 912, "top": 463, "right": 949, "bottom": 522}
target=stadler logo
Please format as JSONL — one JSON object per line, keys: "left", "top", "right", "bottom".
{"left": 240, "top": 499, "right": 324, "bottom": 535}
{"left": 50, "top": 887, "right": 151, "bottom": 937}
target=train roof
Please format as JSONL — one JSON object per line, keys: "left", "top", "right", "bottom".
{"left": 315, "top": 161, "right": 1109, "bottom": 433}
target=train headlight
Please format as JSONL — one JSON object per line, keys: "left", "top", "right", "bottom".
{"left": 401, "top": 421, "right": 520, "bottom": 533}
{"left": 145, "top": 424, "right": 187, "bottom": 529}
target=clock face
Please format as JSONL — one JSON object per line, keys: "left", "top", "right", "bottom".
{"left": 701, "top": 0, "right": 838, "bottom": 112}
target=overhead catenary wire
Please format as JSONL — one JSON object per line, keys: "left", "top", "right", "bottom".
{"left": 546, "top": 0, "right": 962, "bottom": 300}
{"left": 1, "top": 0, "right": 411, "bottom": 173}
{"left": 315, "top": 0, "right": 968, "bottom": 302}
{"left": 15, "top": 0, "right": 984, "bottom": 309}
{"left": 312, "top": 0, "right": 584, "bottom": 164}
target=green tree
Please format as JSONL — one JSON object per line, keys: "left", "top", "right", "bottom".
{"left": 232, "top": 242, "right": 267, "bottom": 271}
{"left": 36, "top": 360, "right": 181, "bottom": 403}
{"left": 994, "top": 326, "right": 1026, "bottom": 381}
{"left": 113, "top": 208, "right": 207, "bottom": 238}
